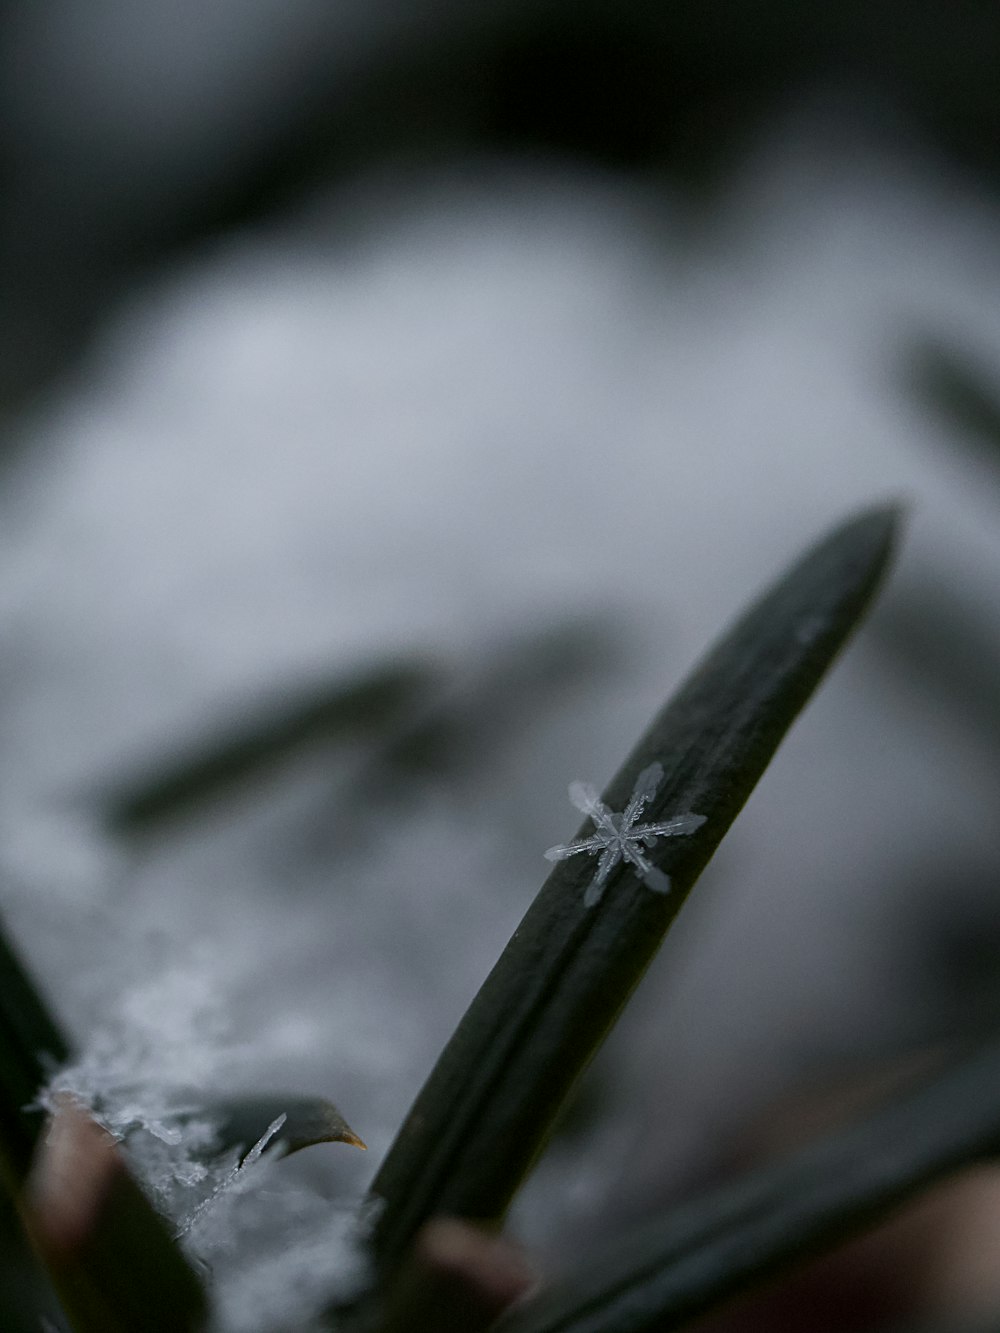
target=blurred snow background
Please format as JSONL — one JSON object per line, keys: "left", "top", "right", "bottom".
{"left": 3, "top": 3, "right": 1000, "bottom": 1329}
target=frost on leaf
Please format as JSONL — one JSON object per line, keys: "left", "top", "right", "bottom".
{"left": 545, "top": 763, "right": 705, "bottom": 907}
{"left": 177, "top": 1112, "right": 288, "bottom": 1240}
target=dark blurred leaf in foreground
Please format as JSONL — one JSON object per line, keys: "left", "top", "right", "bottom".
{"left": 497, "top": 1036, "right": 1000, "bottom": 1333}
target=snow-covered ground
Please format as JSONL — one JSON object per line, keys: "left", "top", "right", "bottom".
{"left": 3, "top": 119, "right": 1000, "bottom": 1328}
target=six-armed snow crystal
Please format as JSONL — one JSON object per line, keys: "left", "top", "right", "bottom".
{"left": 545, "top": 763, "right": 706, "bottom": 907}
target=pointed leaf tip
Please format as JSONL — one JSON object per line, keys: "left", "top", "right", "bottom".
{"left": 852, "top": 498, "right": 906, "bottom": 541}
{"left": 178, "top": 1093, "right": 366, "bottom": 1161}
{"left": 826, "top": 501, "right": 907, "bottom": 575}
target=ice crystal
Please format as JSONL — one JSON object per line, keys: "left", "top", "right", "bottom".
{"left": 545, "top": 763, "right": 705, "bottom": 907}
{"left": 177, "top": 1112, "right": 287, "bottom": 1240}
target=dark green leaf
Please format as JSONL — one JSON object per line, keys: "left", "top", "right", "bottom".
{"left": 0, "top": 914, "right": 71, "bottom": 1189}
{"left": 182, "top": 1093, "right": 366, "bottom": 1159}
{"left": 104, "top": 660, "right": 435, "bottom": 833}
{"left": 497, "top": 1037, "right": 1000, "bottom": 1333}
{"left": 366, "top": 505, "right": 902, "bottom": 1282}
{"left": 1, "top": 919, "right": 207, "bottom": 1329}
{"left": 355, "top": 619, "right": 617, "bottom": 790}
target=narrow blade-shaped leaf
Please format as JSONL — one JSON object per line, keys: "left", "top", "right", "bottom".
{"left": 353, "top": 619, "right": 616, "bottom": 797}
{"left": 0, "top": 916, "right": 71, "bottom": 1189}
{"left": 367, "top": 505, "right": 902, "bottom": 1281}
{"left": 105, "top": 660, "right": 434, "bottom": 833}
{"left": 1, "top": 922, "right": 207, "bottom": 1328}
{"left": 497, "top": 1036, "right": 1000, "bottom": 1333}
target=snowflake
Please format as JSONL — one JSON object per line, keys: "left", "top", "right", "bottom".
{"left": 544, "top": 763, "right": 705, "bottom": 907}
